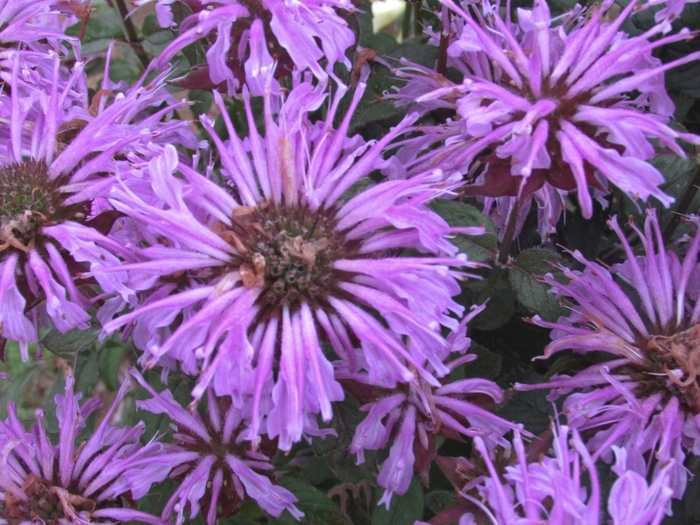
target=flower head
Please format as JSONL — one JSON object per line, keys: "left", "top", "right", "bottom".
{"left": 101, "top": 76, "right": 483, "bottom": 450}
{"left": 131, "top": 369, "right": 303, "bottom": 524}
{"left": 518, "top": 210, "right": 700, "bottom": 497}
{"left": 0, "top": 51, "right": 195, "bottom": 359}
{"left": 399, "top": 0, "right": 700, "bottom": 237}
{"left": 150, "top": 0, "right": 355, "bottom": 93}
{"left": 341, "top": 306, "right": 516, "bottom": 508}
{"left": 445, "top": 426, "right": 673, "bottom": 525}
{"left": 0, "top": 375, "right": 169, "bottom": 524}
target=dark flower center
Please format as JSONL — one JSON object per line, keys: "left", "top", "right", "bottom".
{"left": 215, "top": 202, "right": 360, "bottom": 319}
{"left": 635, "top": 324, "right": 700, "bottom": 413}
{"left": 173, "top": 399, "right": 279, "bottom": 520}
{"left": 0, "top": 160, "right": 67, "bottom": 254}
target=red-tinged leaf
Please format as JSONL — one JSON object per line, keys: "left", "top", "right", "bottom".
{"left": 429, "top": 500, "right": 487, "bottom": 525}
{"left": 433, "top": 455, "right": 477, "bottom": 490}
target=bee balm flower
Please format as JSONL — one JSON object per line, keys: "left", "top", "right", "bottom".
{"left": 102, "top": 76, "right": 483, "bottom": 451}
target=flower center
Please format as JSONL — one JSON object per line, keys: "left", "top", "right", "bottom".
{"left": 216, "top": 202, "right": 359, "bottom": 318}
{"left": 0, "top": 160, "right": 65, "bottom": 253}
{"left": 628, "top": 324, "right": 700, "bottom": 414}
{"left": 1, "top": 473, "right": 98, "bottom": 525}
{"left": 173, "top": 403, "right": 279, "bottom": 519}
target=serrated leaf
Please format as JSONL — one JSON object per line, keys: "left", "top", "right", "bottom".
{"left": 75, "top": 349, "right": 101, "bottom": 398}
{"left": 509, "top": 249, "right": 567, "bottom": 322}
{"left": 298, "top": 456, "right": 336, "bottom": 486}
{"left": 41, "top": 324, "right": 100, "bottom": 360}
{"left": 429, "top": 200, "right": 497, "bottom": 262}
{"left": 272, "top": 477, "right": 352, "bottom": 525}
{"left": 372, "top": 477, "right": 424, "bottom": 525}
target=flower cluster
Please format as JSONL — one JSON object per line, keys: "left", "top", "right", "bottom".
{"left": 1, "top": 0, "right": 699, "bottom": 523}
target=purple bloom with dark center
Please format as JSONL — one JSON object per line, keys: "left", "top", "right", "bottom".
{"left": 396, "top": 0, "right": 700, "bottom": 238}
{"left": 429, "top": 426, "right": 674, "bottom": 525}
{"left": 0, "top": 50, "right": 195, "bottom": 359}
{"left": 101, "top": 73, "right": 483, "bottom": 450}
{"left": 517, "top": 211, "right": 700, "bottom": 498}
{"left": 340, "top": 306, "right": 516, "bottom": 508}
{"left": 0, "top": 375, "right": 169, "bottom": 524}
{"left": 146, "top": 0, "right": 355, "bottom": 93}
{"left": 131, "top": 369, "right": 303, "bottom": 524}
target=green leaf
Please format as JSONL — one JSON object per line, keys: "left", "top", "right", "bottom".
{"left": 509, "top": 248, "right": 567, "bottom": 322}
{"left": 98, "top": 341, "right": 126, "bottom": 392}
{"left": 424, "top": 490, "right": 454, "bottom": 515}
{"left": 341, "top": 177, "right": 377, "bottom": 202}
{"left": 141, "top": 13, "right": 161, "bottom": 36}
{"left": 66, "top": 4, "right": 125, "bottom": 42}
{"left": 461, "top": 278, "right": 515, "bottom": 331}
{"left": 429, "top": 200, "right": 497, "bottom": 262}
{"left": 75, "top": 349, "right": 102, "bottom": 399}
{"left": 496, "top": 371, "right": 553, "bottom": 435}
{"left": 371, "top": 477, "right": 424, "bottom": 525}
{"left": 189, "top": 89, "right": 215, "bottom": 121}
{"left": 272, "top": 477, "right": 352, "bottom": 525}
{"left": 314, "top": 396, "right": 379, "bottom": 485}
{"left": 41, "top": 323, "right": 100, "bottom": 360}
{"left": 0, "top": 364, "right": 36, "bottom": 419}
{"left": 461, "top": 343, "right": 502, "bottom": 380}
{"left": 350, "top": 71, "right": 406, "bottom": 132}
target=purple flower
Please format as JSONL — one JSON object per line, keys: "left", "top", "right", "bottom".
{"left": 436, "top": 426, "right": 673, "bottom": 525}
{"left": 0, "top": 375, "right": 169, "bottom": 524}
{"left": 131, "top": 369, "right": 303, "bottom": 524}
{"left": 341, "top": 306, "right": 516, "bottom": 508}
{"left": 517, "top": 211, "right": 700, "bottom": 498}
{"left": 396, "top": 0, "right": 700, "bottom": 238}
{"left": 149, "top": 0, "right": 355, "bottom": 93}
{"left": 0, "top": 0, "right": 81, "bottom": 53}
{"left": 101, "top": 75, "right": 483, "bottom": 450}
{"left": 0, "top": 50, "right": 195, "bottom": 359}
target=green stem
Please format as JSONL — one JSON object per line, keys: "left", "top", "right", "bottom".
{"left": 477, "top": 201, "right": 520, "bottom": 304}
{"left": 114, "top": 0, "right": 151, "bottom": 70}
{"left": 402, "top": 3, "right": 412, "bottom": 40}
{"left": 414, "top": 2, "right": 423, "bottom": 36}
